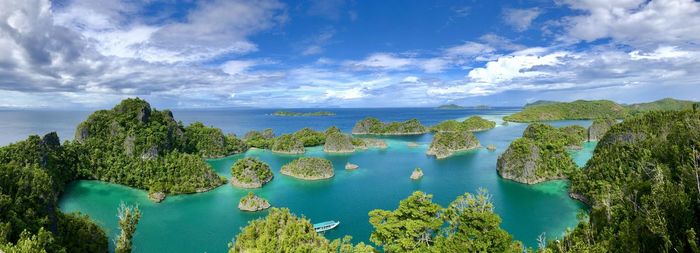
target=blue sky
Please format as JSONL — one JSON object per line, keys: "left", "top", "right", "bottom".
{"left": 0, "top": 0, "right": 699, "bottom": 108}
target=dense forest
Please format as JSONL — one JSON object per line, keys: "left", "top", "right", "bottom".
{"left": 505, "top": 98, "right": 698, "bottom": 122}
{"left": 430, "top": 116, "right": 496, "bottom": 132}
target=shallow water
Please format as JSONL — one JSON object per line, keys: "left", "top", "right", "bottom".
{"left": 57, "top": 114, "right": 595, "bottom": 252}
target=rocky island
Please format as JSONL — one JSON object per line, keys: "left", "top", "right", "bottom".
{"left": 271, "top": 134, "right": 306, "bottom": 154}
{"left": 497, "top": 123, "right": 582, "bottom": 184}
{"left": 281, "top": 157, "right": 335, "bottom": 180}
{"left": 587, "top": 117, "right": 617, "bottom": 141}
{"left": 436, "top": 104, "right": 465, "bottom": 110}
{"left": 323, "top": 127, "right": 355, "bottom": 153}
{"left": 352, "top": 138, "right": 388, "bottom": 149}
{"left": 430, "top": 116, "right": 496, "bottom": 132}
{"left": 410, "top": 168, "right": 424, "bottom": 180}
{"left": 273, "top": 111, "right": 335, "bottom": 116}
{"left": 427, "top": 131, "right": 481, "bottom": 159}
{"left": 243, "top": 128, "right": 276, "bottom": 149}
{"left": 352, "top": 117, "right": 428, "bottom": 135}
{"left": 230, "top": 158, "right": 274, "bottom": 188}
{"left": 238, "top": 192, "right": 271, "bottom": 212}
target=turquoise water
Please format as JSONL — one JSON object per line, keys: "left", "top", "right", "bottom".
{"left": 58, "top": 119, "right": 595, "bottom": 252}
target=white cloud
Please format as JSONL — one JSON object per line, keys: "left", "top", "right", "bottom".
{"left": 629, "top": 46, "right": 693, "bottom": 60}
{"left": 561, "top": 0, "right": 700, "bottom": 46}
{"left": 221, "top": 60, "right": 257, "bottom": 75}
{"left": 468, "top": 51, "right": 568, "bottom": 83}
{"left": 345, "top": 53, "right": 414, "bottom": 70}
{"left": 445, "top": 42, "right": 495, "bottom": 56}
{"left": 503, "top": 8, "right": 541, "bottom": 31}
{"left": 402, "top": 76, "right": 419, "bottom": 83}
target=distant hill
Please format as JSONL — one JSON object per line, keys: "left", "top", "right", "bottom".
{"left": 523, "top": 100, "right": 558, "bottom": 108}
{"left": 626, "top": 98, "right": 696, "bottom": 113}
{"left": 272, "top": 111, "right": 335, "bottom": 116}
{"left": 505, "top": 98, "right": 698, "bottom": 122}
{"left": 504, "top": 100, "right": 628, "bottom": 122}
{"left": 436, "top": 104, "right": 465, "bottom": 110}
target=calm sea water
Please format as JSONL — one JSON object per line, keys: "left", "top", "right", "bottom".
{"left": 0, "top": 108, "right": 594, "bottom": 252}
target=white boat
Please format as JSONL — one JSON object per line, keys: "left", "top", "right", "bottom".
{"left": 313, "top": 220, "right": 340, "bottom": 232}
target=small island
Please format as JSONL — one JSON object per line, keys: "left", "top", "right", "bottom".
{"left": 323, "top": 127, "right": 355, "bottom": 153}
{"left": 410, "top": 168, "right": 423, "bottom": 180}
{"left": 436, "top": 104, "right": 465, "bottom": 110}
{"left": 427, "top": 131, "right": 481, "bottom": 159}
{"left": 238, "top": 192, "right": 271, "bottom": 212}
{"left": 281, "top": 157, "right": 335, "bottom": 180}
{"left": 230, "top": 158, "right": 274, "bottom": 188}
{"left": 352, "top": 117, "right": 428, "bottom": 135}
{"left": 345, "top": 162, "right": 359, "bottom": 170}
{"left": 271, "top": 134, "right": 306, "bottom": 154}
{"left": 273, "top": 111, "right": 335, "bottom": 117}
{"left": 587, "top": 117, "right": 617, "bottom": 141}
{"left": 497, "top": 123, "right": 582, "bottom": 184}
{"left": 430, "top": 116, "right": 496, "bottom": 133}
{"left": 487, "top": 144, "right": 496, "bottom": 151}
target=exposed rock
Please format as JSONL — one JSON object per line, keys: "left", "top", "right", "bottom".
{"left": 487, "top": 144, "right": 496, "bottom": 151}
{"left": 75, "top": 122, "right": 90, "bottom": 143}
{"left": 141, "top": 146, "right": 159, "bottom": 160}
{"left": 345, "top": 162, "right": 359, "bottom": 170}
{"left": 568, "top": 192, "right": 591, "bottom": 206}
{"left": 281, "top": 157, "right": 334, "bottom": 180}
{"left": 149, "top": 192, "right": 166, "bottom": 203}
{"left": 41, "top": 132, "right": 61, "bottom": 149}
{"left": 123, "top": 134, "right": 136, "bottom": 156}
{"left": 324, "top": 132, "right": 355, "bottom": 153}
{"left": 230, "top": 158, "right": 274, "bottom": 188}
{"left": 238, "top": 192, "right": 271, "bottom": 212}
{"left": 137, "top": 104, "right": 151, "bottom": 123}
{"left": 427, "top": 131, "right": 480, "bottom": 159}
{"left": 353, "top": 138, "right": 388, "bottom": 149}
{"left": 587, "top": 117, "right": 618, "bottom": 141}
{"left": 410, "top": 168, "right": 423, "bottom": 180}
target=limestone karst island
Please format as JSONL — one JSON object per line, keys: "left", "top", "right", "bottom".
{"left": 1, "top": 0, "right": 699, "bottom": 252}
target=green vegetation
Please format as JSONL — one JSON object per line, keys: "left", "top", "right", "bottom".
{"left": 230, "top": 158, "right": 273, "bottom": 188}
{"left": 74, "top": 98, "right": 232, "bottom": 195}
{"left": 324, "top": 127, "right": 355, "bottom": 153}
{"left": 0, "top": 133, "right": 108, "bottom": 252}
{"left": 524, "top": 100, "right": 558, "bottom": 108}
{"left": 229, "top": 208, "right": 373, "bottom": 252}
{"left": 436, "top": 104, "right": 465, "bottom": 109}
{"left": 427, "top": 131, "right": 481, "bottom": 159}
{"left": 504, "top": 100, "right": 628, "bottom": 122}
{"left": 507, "top": 98, "right": 697, "bottom": 122}
{"left": 430, "top": 116, "right": 496, "bottom": 132}
{"left": 271, "top": 134, "right": 306, "bottom": 154}
{"left": 497, "top": 123, "right": 582, "bottom": 184}
{"left": 184, "top": 122, "right": 248, "bottom": 158}
{"left": 273, "top": 111, "right": 336, "bottom": 116}
{"left": 352, "top": 117, "right": 428, "bottom": 135}
{"left": 243, "top": 128, "right": 275, "bottom": 149}
{"left": 238, "top": 192, "right": 271, "bottom": 212}
{"left": 115, "top": 203, "right": 141, "bottom": 253}
{"left": 281, "top": 157, "right": 334, "bottom": 180}
{"left": 369, "top": 190, "right": 522, "bottom": 252}
{"left": 626, "top": 97, "right": 696, "bottom": 113}
{"left": 549, "top": 110, "right": 700, "bottom": 252}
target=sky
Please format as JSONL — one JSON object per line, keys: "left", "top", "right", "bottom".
{"left": 0, "top": 0, "right": 699, "bottom": 109}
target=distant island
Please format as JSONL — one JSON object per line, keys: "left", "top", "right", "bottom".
{"left": 352, "top": 117, "right": 428, "bottom": 135}
{"left": 436, "top": 104, "right": 491, "bottom": 110}
{"left": 272, "top": 111, "right": 335, "bottom": 116}
{"left": 430, "top": 116, "right": 496, "bottom": 133}
{"left": 505, "top": 98, "right": 698, "bottom": 122}
{"left": 436, "top": 104, "right": 465, "bottom": 109}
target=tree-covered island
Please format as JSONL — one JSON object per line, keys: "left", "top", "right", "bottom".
{"left": 280, "top": 157, "right": 335, "bottom": 180}
{"left": 352, "top": 117, "right": 428, "bottom": 135}
{"left": 430, "top": 116, "right": 496, "bottom": 133}
{"left": 427, "top": 131, "right": 481, "bottom": 159}
{"left": 230, "top": 158, "right": 273, "bottom": 188}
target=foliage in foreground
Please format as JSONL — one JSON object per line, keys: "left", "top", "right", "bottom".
{"left": 229, "top": 208, "right": 374, "bottom": 253}
{"left": 115, "top": 203, "right": 141, "bottom": 253}
{"left": 549, "top": 110, "right": 700, "bottom": 252}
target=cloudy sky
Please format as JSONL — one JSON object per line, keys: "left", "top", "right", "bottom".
{"left": 0, "top": 0, "right": 699, "bottom": 109}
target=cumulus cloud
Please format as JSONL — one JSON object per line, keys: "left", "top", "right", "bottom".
{"left": 560, "top": 0, "right": 700, "bottom": 46}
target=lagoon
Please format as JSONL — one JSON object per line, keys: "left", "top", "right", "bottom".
{"left": 0, "top": 108, "right": 594, "bottom": 252}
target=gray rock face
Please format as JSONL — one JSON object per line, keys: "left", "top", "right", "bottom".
{"left": 75, "top": 122, "right": 90, "bottom": 143}
{"left": 141, "top": 146, "right": 159, "bottom": 160}
{"left": 588, "top": 118, "right": 617, "bottom": 141}
{"left": 137, "top": 104, "right": 151, "bottom": 123}
{"left": 410, "top": 168, "right": 424, "bottom": 180}
{"left": 496, "top": 139, "right": 542, "bottom": 184}
{"left": 324, "top": 132, "right": 355, "bottom": 153}
{"left": 149, "top": 192, "right": 166, "bottom": 203}
{"left": 123, "top": 134, "right": 136, "bottom": 156}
